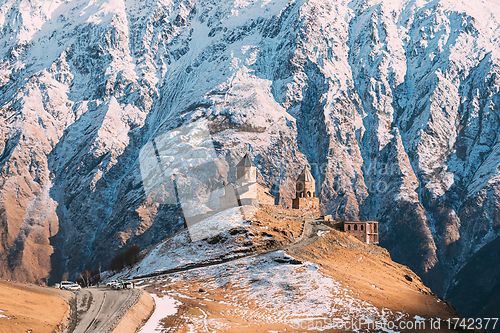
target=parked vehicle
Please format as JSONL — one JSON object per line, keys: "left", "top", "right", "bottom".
{"left": 108, "top": 281, "right": 121, "bottom": 289}
{"left": 104, "top": 279, "right": 134, "bottom": 290}
{"left": 59, "top": 281, "right": 75, "bottom": 290}
{"left": 112, "top": 281, "right": 124, "bottom": 290}
{"left": 58, "top": 281, "right": 81, "bottom": 291}
{"left": 106, "top": 280, "right": 118, "bottom": 287}
{"left": 67, "top": 283, "right": 81, "bottom": 291}
{"left": 123, "top": 281, "right": 134, "bottom": 289}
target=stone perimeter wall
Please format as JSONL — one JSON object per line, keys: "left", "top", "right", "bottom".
{"left": 260, "top": 204, "right": 320, "bottom": 220}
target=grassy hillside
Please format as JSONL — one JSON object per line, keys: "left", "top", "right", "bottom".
{"left": 0, "top": 280, "right": 71, "bottom": 333}
{"left": 129, "top": 212, "right": 471, "bottom": 333}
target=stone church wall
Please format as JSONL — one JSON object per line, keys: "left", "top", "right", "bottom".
{"left": 291, "top": 197, "right": 319, "bottom": 211}
{"left": 260, "top": 204, "right": 320, "bottom": 220}
{"left": 257, "top": 184, "right": 275, "bottom": 206}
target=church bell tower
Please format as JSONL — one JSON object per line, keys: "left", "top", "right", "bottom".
{"left": 236, "top": 153, "right": 257, "bottom": 183}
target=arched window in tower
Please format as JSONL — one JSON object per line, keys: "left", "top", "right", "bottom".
{"left": 348, "top": 225, "right": 351, "bottom": 231}
{"left": 313, "top": 192, "right": 315, "bottom": 197}
{"left": 354, "top": 224, "right": 358, "bottom": 231}
{"left": 360, "top": 224, "right": 364, "bottom": 231}
{"left": 307, "top": 191, "right": 311, "bottom": 197}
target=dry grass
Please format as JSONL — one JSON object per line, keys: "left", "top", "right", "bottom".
{"left": 287, "top": 231, "right": 460, "bottom": 328}
{"left": 0, "top": 280, "right": 71, "bottom": 333}
{"left": 142, "top": 284, "right": 293, "bottom": 333}
{"left": 138, "top": 228, "right": 467, "bottom": 332}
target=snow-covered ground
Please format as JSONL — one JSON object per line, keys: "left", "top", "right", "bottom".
{"left": 138, "top": 251, "right": 409, "bottom": 332}
{"left": 138, "top": 293, "right": 180, "bottom": 333}
{"left": 107, "top": 206, "right": 274, "bottom": 281}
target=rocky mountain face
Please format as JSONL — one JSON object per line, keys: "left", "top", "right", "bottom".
{"left": 1, "top": 0, "right": 499, "bottom": 315}
{"left": 446, "top": 234, "right": 500, "bottom": 329}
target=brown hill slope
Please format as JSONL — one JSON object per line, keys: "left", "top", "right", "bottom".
{"left": 288, "top": 231, "right": 455, "bottom": 326}
{"left": 0, "top": 280, "right": 72, "bottom": 333}
{"left": 132, "top": 219, "right": 476, "bottom": 333}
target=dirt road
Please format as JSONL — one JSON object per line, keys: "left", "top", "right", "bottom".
{"left": 132, "top": 217, "right": 330, "bottom": 281}
{"left": 285, "top": 218, "right": 331, "bottom": 249}
{"left": 67, "top": 287, "right": 141, "bottom": 333}
{"left": 61, "top": 219, "right": 328, "bottom": 333}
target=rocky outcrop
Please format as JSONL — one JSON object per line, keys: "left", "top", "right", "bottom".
{"left": 1, "top": 0, "right": 500, "bottom": 311}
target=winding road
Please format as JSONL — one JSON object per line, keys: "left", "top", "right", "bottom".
{"left": 67, "top": 287, "right": 141, "bottom": 333}
{"left": 132, "top": 217, "right": 330, "bottom": 280}
{"left": 67, "top": 218, "right": 330, "bottom": 332}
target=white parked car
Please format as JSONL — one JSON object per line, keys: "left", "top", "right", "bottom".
{"left": 106, "top": 280, "right": 118, "bottom": 287}
{"left": 108, "top": 281, "right": 121, "bottom": 289}
{"left": 67, "top": 283, "right": 81, "bottom": 291}
{"left": 58, "top": 281, "right": 81, "bottom": 291}
{"left": 112, "top": 281, "right": 124, "bottom": 290}
{"left": 59, "top": 281, "right": 74, "bottom": 290}
{"left": 110, "top": 281, "right": 135, "bottom": 290}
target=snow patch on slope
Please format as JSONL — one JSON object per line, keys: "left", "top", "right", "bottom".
{"left": 153, "top": 252, "right": 407, "bottom": 327}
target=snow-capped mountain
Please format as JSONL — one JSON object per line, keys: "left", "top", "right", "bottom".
{"left": 1, "top": 0, "right": 499, "bottom": 312}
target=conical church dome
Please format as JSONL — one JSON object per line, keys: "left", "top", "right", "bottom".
{"left": 236, "top": 153, "right": 256, "bottom": 167}
{"left": 297, "top": 166, "right": 315, "bottom": 183}
{"left": 236, "top": 153, "right": 257, "bottom": 183}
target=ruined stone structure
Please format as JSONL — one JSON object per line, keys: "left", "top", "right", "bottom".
{"left": 328, "top": 220, "right": 379, "bottom": 244}
{"left": 292, "top": 166, "right": 320, "bottom": 212}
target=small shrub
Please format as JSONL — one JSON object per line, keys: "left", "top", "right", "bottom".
{"left": 76, "top": 267, "right": 102, "bottom": 287}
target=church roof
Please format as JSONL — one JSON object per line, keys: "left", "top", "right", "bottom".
{"left": 236, "top": 153, "right": 256, "bottom": 167}
{"left": 297, "top": 166, "right": 315, "bottom": 182}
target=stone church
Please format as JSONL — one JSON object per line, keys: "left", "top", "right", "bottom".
{"left": 292, "top": 166, "right": 319, "bottom": 211}
{"left": 220, "top": 153, "right": 318, "bottom": 212}
{"left": 219, "top": 153, "right": 276, "bottom": 208}
{"left": 219, "top": 153, "right": 379, "bottom": 245}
